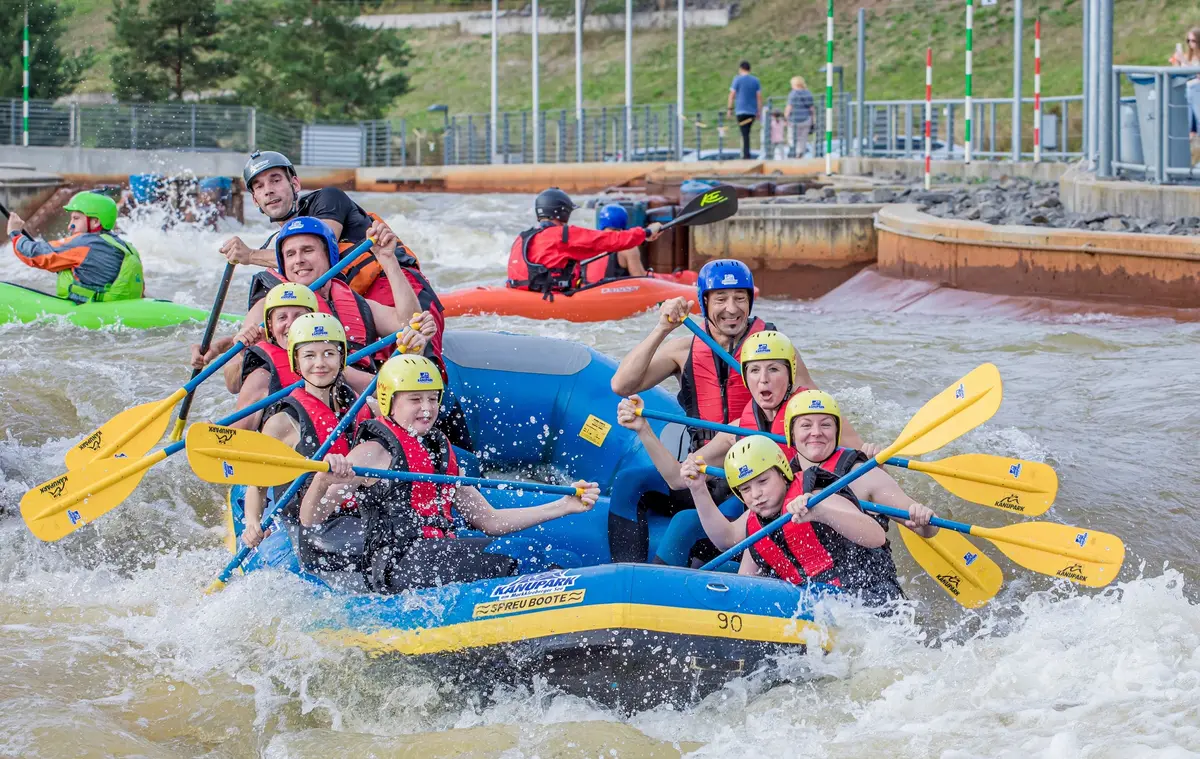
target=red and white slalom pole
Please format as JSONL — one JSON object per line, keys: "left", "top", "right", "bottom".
{"left": 925, "top": 47, "right": 933, "bottom": 190}
{"left": 1033, "top": 19, "right": 1042, "bottom": 163}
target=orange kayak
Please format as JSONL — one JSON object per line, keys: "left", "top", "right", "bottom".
{"left": 441, "top": 274, "right": 701, "bottom": 322}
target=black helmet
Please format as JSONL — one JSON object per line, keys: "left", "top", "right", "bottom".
{"left": 535, "top": 188, "right": 577, "bottom": 222}
{"left": 243, "top": 150, "right": 295, "bottom": 187}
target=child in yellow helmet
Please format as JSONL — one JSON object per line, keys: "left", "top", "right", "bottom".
{"left": 241, "top": 312, "right": 394, "bottom": 553}
{"left": 683, "top": 435, "right": 901, "bottom": 602}
{"left": 301, "top": 354, "right": 601, "bottom": 593}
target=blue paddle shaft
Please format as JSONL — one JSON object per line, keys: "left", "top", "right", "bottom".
{"left": 184, "top": 340, "right": 246, "bottom": 393}
{"left": 308, "top": 238, "right": 373, "bottom": 291}
{"left": 215, "top": 375, "right": 382, "bottom": 584}
{"left": 164, "top": 332, "right": 400, "bottom": 458}
{"left": 698, "top": 457, "right": 882, "bottom": 570}
{"left": 348, "top": 466, "right": 581, "bottom": 496}
{"left": 640, "top": 407, "right": 918, "bottom": 472}
{"left": 681, "top": 318, "right": 741, "bottom": 374}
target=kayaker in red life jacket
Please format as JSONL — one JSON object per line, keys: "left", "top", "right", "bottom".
{"left": 302, "top": 355, "right": 601, "bottom": 594}
{"left": 683, "top": 435, "right": 904, "bottom": 603}
{"left": 241, "top": 313, "right": 397, "bottom": 551}
{"left": 506, "top": 188, "right": 663, "bottom": 297}
{"left": 215, "top": 150, "right": 446, "bottom": 355}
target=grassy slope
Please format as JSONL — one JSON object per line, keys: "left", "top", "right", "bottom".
{"left": 59, "top": 0, "right": 1186, "bottom": 133}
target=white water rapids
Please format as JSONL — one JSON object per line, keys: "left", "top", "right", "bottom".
{"left": 0, "top": 192, "right": 1197, "bottom": 758}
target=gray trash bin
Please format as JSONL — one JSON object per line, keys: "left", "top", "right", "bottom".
{"left": 1118, "top": 100, "right": 1142, "bottom": 165}
{"left": 1127, "top": 73, "right": 1191, "bottom": 179}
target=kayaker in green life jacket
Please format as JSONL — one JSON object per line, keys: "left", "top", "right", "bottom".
{"left": 7, "top": 191, "right": 144, "bottom": 303}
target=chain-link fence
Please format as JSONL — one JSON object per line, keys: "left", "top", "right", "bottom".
{"left": 0, "top": 92, "right": 1082, "bottom": 168}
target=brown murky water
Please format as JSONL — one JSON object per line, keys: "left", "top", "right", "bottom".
{"left": 1, "top": 193, "right": 1197, "bottom": 758}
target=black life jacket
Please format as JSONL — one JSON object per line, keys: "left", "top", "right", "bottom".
{"left": 353, "top": 417, "right": 460, "bottom": 570}
{"left": 506, "top": 223, "right": 580, "bottom": 299}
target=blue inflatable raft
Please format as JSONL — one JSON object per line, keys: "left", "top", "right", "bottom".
{"left": 225, "top": 331, "right": 834, "bottom": 711}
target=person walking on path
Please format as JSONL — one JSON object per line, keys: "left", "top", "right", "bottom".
{"left": 727, "top": 61, "right": 762, "bottom": 159}
{"left": 784, "top": 76, "right": 815, "bottom": 159}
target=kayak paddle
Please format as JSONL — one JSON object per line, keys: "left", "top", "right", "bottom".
{"left": 186, "top": 425, "right": 590, "bottom": 497}
{"left": 702, "top": 464, "right": 1003, "bottom": 608}
{"left": 21, "top": 332, "right": 401, "bottom": 542}
{"left": 636, "top": 406, "right": 1057, "bottom": 515}
{"left": 169, "top": 262, "right": 236, "bottom": 443}
{"left": 63, "top": 340, "right": 248, "bottom": 471}
{"left": 700, "top": 363, "right": 1004, "bottom": 571}
{"left": 861, "top": 500, "right": 1124, "bottom": 588}
{"left": 658, "top": 185, "right": 739, "bottom": 232}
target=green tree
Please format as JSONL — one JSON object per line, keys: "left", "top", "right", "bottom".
{"left": 0, "top": 2, "right": 93, "bottom": 100}
{"left": 109, "top": 0, "right": 232, "bottom": 102}
{"left": 221, "top": 0, "right": 411, "bottom": 121}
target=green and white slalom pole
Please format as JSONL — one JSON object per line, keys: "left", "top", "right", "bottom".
{"left": 964, "top": 0, "right": 973, "bottom": 164}
{"left": 825, "top": 0, "right": 834, "bottom": 175}
{"left": 22, "top": 5, "right": 29, "bottom": 147}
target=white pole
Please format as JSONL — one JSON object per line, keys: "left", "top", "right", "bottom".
{"left": 676, "top": 0, "right": 685, "bottom": 159}
{"left": 925, "top": 48, "right": 933, "bottom": 190}
{"left": 575, "top": 0, "right": 584, "bottom": 163}
{"left": 628, "top": 0, "right": 638, "bottom": 163}
{"left": 491, "top": 0, "right": 498, "bottom": 163}
{"left": 1033, "top": 18, "right": 1041, "bottom": 163}
{"left": 825, "top": 0, "right": 834, "bottom": 175}
{"left": 532, "top": 0, "right": 540, "bottom": 164}
{"left": 964, "top": 0, "right": 973, "bottom": 163}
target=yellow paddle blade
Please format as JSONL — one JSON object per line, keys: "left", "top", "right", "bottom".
{"left": 972, "top": 521, "right": 1125, "bottom": 588}
{"left": 65, "top": 392, "right": 181, "bottom": 470}
{"left": 907, "top": 454, "right": 1058, "bottom": 516}
{"left": 185, "top": 424, "right": 323, "bottom": 487}
{"left": 21, "top": 450, "right": 167, "bottom": 541}
{"left": 883, "top": 363, "right": 1003, "bottom": 460}
{"left": 898, "top": 525, "right": 1003, "bottom": 609}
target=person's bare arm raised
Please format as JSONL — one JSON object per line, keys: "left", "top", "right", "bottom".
{"left": 610, "top": 297, "right": 693, "bottom": 395}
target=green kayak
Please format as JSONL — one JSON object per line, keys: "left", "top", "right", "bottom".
{"left": 0, "top": 281, "right": 241, "bottom": 330}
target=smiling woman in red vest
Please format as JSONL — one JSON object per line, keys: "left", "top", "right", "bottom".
{"left": 241, "top": 313, "right": 382, "bottom": 557}
{"left": 506, "top": 188, "right": 663, "bottom": 297}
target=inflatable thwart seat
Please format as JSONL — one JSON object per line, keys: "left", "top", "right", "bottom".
{"left": 227, "top": 330, "right": 833, "bottom": 711}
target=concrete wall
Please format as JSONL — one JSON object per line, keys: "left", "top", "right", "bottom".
{"left": 875, "top": 203, "right": 1200, "bottom": 308}
{"left": 358, "top": 162, "right": 652, "bottom": 194}
{"left": 0, "top": 165, "right": 63, "bottom": 218}
{"left": 0, "top": 146, "right": 354, "bottom": 188}
{"left": 1059, "top": 164, "right": 1200, "bottom": 220}
{"left": 690, "top": 201, "right": 880, "bottom": 298}
{"left": 840, "top": 156, "right": 1071, "bottom": 183}
{"left": 356, "top": 11, "right": 475, "bottom": 30}
{"left": 358, "top": 8, "right": 731, "bottom": 35}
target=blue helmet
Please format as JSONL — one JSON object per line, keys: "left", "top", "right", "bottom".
{"left": 697, "top": 259, "right": 755, "bottom": 320}
{"left": 597, "top": 204, "right": 629, "bottom": 230}
{"left": 275, "top": 216, "right": 340, "bottom": 275}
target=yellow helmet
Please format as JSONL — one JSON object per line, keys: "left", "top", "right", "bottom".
{"left": 286, "top": 312, "right": 347, "bottom": 373}
{"left": 376, "top": 354, "right": 444, "bottom": 418}
{"left": 738, "top": 330, "right": 796, "bottom": 387}
{"left": 783, "top": 389, "right": 842, "bottom": 448}
{"left": 263, "top": 282, "right": 318, "bottom": 337}
{"left": 724, "top": 435, "right": 794, "bottom": 501}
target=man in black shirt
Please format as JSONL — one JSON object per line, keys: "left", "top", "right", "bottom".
{"left": 219, "top": 150, "right": 373, "bottom": 267}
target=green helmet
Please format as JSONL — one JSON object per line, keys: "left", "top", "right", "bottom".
{"left": 63, "top": 192, "right": 119, "bottom": 231}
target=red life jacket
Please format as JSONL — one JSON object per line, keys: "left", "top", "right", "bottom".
{"left": 355, "top": 417, "right": 460, "bottom": 554}
{"left": 360, "top": 266, "right": 446, "bottom": 363}
{"left": 241, "top": 341, "right": 302, "bottom": 394}
{"left": 737, "top": 386, "right": 810, "bottom": 460}
{"left": 263, "top": 381, "right": 371, "bottom": 519}
{"left": 252, "top": 269, "right": 386, "bottom": 371}
{"left": 678, "top": 317, "right": 771, "bottom": 448}
{"left": 506, "top": 223, "right": 580, "bottom": 297}
{"left": 749, "top": 449, "right": 901, "bottom": 596}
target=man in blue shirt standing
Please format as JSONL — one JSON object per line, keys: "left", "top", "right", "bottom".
{"left": 727, "top": 60, "right": 763, "bottom": 159}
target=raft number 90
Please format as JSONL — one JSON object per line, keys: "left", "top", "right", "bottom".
{"left": 716, "top": 612, "right": 743, "bottom": 632}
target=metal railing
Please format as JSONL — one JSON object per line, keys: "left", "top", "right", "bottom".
{"left": 1109, "top": 66, "right": 1200, "bottom": 183}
